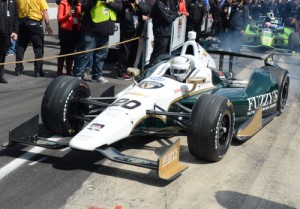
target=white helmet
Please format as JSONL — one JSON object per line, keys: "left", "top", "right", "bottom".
{"left": 170, "top": 56, "right": 192, "bottom": 82}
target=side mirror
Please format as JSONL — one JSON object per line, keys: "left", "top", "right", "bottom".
{"left": 127, "top": 67, "right": 140, "bottom": 77}
{"left": 186, "top": 77, "right": 206, "bottom": 92}
{"left": 127, "top": 67, "right": 141, "bottom": 84}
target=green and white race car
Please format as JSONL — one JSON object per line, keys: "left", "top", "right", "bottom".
{"left": 5, "top": 32, "right": 290, "bottom": 180}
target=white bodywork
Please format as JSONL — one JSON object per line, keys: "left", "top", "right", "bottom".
{"left": 69, "top": 32, "right": 217, "bottom": 151}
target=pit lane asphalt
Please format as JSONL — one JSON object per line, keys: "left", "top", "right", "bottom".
{"left": 1, "top": 19, "right": 300, "bottom": 209}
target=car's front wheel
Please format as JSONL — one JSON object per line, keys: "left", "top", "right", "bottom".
{"left": 187, "top": 94, "right": 234, "bottom": 162}
{"left": 41, "top": 76, "right": 91, "bottom": 136}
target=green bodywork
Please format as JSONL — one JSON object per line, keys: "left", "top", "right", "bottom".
{"left": 135, "top": 67, "right": 280, "bottom": 131}
{"left": 243, "top": 21, "right": 294, "bottom": 50}
{"left": 176, "top": 68, "right": 279, "bottom": 129}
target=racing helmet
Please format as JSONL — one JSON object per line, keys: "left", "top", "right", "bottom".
{"left": 170, "top": 56, "right": 192, "bottom": 82}
{"left": 266, "top": 12, "right": 275, "bottom": 21}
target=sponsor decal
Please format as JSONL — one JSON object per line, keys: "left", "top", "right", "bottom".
{"left": 215, "top": 112, "right": 222, "bottom": 149}
{"left": 36, "top": 140, "right": 56, "bottom": 146}
{"left": 79, "top": 83, "right": 89, "bottom": 89}
{"left": 127, "top": 158, "right": 151, "bottom": 165}
{"left": 247, "top": 90, "right": 278, "bottom": 115}
{"left": 63, "top": 90, "right": 73, "bottom": 122}
{"left": 226, "top": 100, "right": 232, "bottom": 107}
{"left": 174, "top": 88, "right": 182, "bottom": 94}
{"left": 68, "top": 129, "right": 75, "bottom": 134}
{"left": 150, "top": 77, "right": 165, "bottom": 81}
{"left": 177, "top": 17, "right": 183, "bottom": 39}
{"left": 138, "top": 81, "right": 164, "bottom": 89}
{"left": 217, "top": 71, "right": 226, "bottom": 79}
{"left": 87, "top": 123, "right": 105, "bottom": 131}
{"left": 173, "top": 86, "right": 189, "bottom": 94}
{"left": 162, "top": 149, "right": 178, "bottom": 168}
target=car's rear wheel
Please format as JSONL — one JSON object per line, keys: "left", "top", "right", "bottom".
{"left": 262, "top": 66, "right": 289, "bottom": 115}
{"left": 41, "top": 76, "right": 91, "bottom": 136}
{"left": 187, "top": 94, "right": 234, "bottom": 162}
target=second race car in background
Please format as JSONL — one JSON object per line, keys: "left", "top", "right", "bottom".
{"left": 243, "top": 13, "right": 299, "bottom": 52}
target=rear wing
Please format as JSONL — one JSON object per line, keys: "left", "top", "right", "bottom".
{"left": 206, "top": 50, "right": 275, "bottom": 77}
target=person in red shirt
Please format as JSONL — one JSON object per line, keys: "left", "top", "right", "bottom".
{"left": 57, "top": 0, "right": 81, "bottom": 76}
{"left": 178, "top": 0, "right": 189, "bottom": 16}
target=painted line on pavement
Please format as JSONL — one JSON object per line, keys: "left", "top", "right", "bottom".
{"left": 28, "top": 157, "right": 48, "bottom": 166}
{"left": 0, "top": 136, "right": 61, "bottom": 181}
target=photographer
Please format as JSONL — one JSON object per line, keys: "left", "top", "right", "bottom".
{"left": 57, "top": 0, "right": 82, "bottom": 76}
{"left": 228, "top": 0, "right": 250, "bottom": 53}
{"left": 117, "top": 0, "right": 154, "bottom": 80}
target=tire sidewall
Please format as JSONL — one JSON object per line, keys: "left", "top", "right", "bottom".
{"left": 187, "top": 94, "right": 234, "bottom": 162}
{"left": 41, "top": 76, "right": 91, "bottom": 136}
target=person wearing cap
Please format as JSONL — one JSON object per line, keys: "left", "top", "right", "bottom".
{"left": 14, "top": 0, "right": 53, "bottom": 77}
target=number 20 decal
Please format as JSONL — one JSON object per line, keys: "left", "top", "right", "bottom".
{"left": 111, "top": 98, "right": 141, "bottom": 109}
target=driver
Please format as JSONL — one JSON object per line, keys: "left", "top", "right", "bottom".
{"left": 170, "top": 56, "right": 192, "bottom": 82}
{"left": 264, "top": 21, "right": 273, "bottom": 29}
{"left": 263, "top": 17, "right": 272, "bottom": 29}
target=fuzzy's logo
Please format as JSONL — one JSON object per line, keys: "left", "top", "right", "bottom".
{"left": 247, "top": 90, "right": 278, "bottom": 115}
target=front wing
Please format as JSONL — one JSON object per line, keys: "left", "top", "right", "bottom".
{"left": 4, "top": 114, "right": 188, "bottom": 181}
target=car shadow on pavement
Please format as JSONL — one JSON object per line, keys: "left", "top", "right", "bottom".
{"left": 215, "top": 191, "right": 296, "bottom": 209}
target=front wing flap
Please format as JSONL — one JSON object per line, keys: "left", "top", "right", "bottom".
{"left": 95, "top": 138, "right": 188, "bottom": 180}
{"left": 3, "top": 114, "right": 68, "bottom": 149}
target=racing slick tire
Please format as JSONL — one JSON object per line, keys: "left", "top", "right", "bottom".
{"left": 262, "top": 66, "right": 289, "bottom": 115}
{"left": 41, "top": 76, "right": 91, "bottom": 136}
{"left": 187, "top": 94, "right": 234, "bottom": 162}
{"left": 288, "top": 32, "right": 299, "bottom": 52}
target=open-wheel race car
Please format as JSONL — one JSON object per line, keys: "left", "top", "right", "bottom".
{"left": 243, "top": 13, "right": 299, "bottom": 52}
{"left": 5, "top": 32, "right": 290, "bottom": 180}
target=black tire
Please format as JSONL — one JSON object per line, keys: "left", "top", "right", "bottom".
{"left": 41, "top": 76, "right": 91, "bottom": 136}
{"left": 289, "top": 32, "right": 299, "bottom": 52}
{"left": 187, "top": 94, "right": 234, "bottom": 162}
{"left": 262, "top": 66, "right": 289, "bottom": 115}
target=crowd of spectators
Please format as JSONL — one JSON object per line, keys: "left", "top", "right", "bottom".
{"left": 1, "top": 0, "right": 300, "bottom": 84}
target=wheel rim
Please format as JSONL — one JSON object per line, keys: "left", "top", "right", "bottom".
{"left": 67, "top": 89, "right": 89, "bottom": 133}
{"left": 280, "top": 77, "right": 289, "bottom": 112}
{"left": 218, "top": 113, "right": 231, "bottom": 148}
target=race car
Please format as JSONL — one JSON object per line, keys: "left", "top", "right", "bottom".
{"left": 243, "top": 13, "right": 299, "bottom": 52}
{"left": 5, "top": 32, "right": 290, "bottom": 180}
